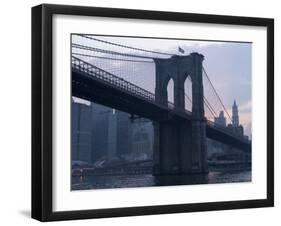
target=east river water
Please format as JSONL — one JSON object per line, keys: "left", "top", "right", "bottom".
{"left": 71, "top": 168, "right": 251, "bottom": 190}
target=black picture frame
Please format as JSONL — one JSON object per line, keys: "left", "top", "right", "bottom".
{"left": 32, "top": 4, "right": 274, "bottom": 222}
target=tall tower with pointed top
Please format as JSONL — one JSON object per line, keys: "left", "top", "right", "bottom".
{"left": 232, "top": 100, "right": 239, "bottom": 127}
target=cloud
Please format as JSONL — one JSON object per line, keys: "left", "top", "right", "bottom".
{"left": 239, "top": 101, "right": 252, "bottom": 113}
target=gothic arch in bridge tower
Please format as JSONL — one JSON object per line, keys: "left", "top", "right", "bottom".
{"left": 184, "top": 74, "right": 193, "bottom": 111}
{"left": 165, "top": 77, "right": 175, "bottom": 107}
{"left": 153, "top": 53, "right": 208, "bottom": 175}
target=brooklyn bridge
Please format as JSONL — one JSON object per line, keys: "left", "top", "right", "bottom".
{"left": 71, "top": 34, "right": 251, "bottom": 176}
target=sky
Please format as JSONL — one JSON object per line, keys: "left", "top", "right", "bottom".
{"left": 72, "top": 35, "right": 252, "bottom": 136}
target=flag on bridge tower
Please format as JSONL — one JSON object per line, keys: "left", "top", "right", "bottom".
{"left": 178, "top": 46, "right": 185, "bottom": 54}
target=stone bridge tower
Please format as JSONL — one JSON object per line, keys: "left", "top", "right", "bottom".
{"left": 153, "top": 52, "right": 207, "bottom": 174}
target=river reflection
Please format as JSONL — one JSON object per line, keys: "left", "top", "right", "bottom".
{"left": 71, "top": 169, "right": 251, "bottom": 190}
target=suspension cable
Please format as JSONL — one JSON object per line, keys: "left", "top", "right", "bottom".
{"left": 205, "top": 103, "right": 216, "bottom": 119}
{"left": 72, "top": 52, "right": 154, "bottom": 63}
{"left": 203, "top": 66, "right": 232, "bottom": 123}
{"left": 185, "top": 76, "right": 217, "bottom": 118}
{"left": 185, "top": 92, "right": 216, "bottom": 119}
{"left": 184, "top": 93, "right": 192, "bottom": 103}
{"left": 204, "top": 97, "right": 217, "bottom": 117}
{"left": 72, "top": 43, "right": 164, "bottom": 60}
{"left": 75, "top": 34, "right": 175, "bottom": 56}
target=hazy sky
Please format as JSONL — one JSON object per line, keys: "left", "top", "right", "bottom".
{"left": 72, "top": 35, "right": 252, "bottom": 136}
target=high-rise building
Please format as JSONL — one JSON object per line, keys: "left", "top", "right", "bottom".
{"left": 71, "top": 98, "right": 93, "bottom": 163}
{"left": 131, "top": 119, "right": 154, "bottom": 159}
{"left": 207, "top": 100, "right": 250, "bottom": 160}
{"left": 72, "top": 98, "right": 155, "bottom": 163}
{"left": 232, "top": 100, "right": 239, "bottom": 127}
{"left": 116, "top": 111, "right": 132, "bottom": 157}
{"left": 227, "top": 100, "right": 244, "bottom": 136}
{"left": 214, "top": 111, "right": 226, "bottom": 127}
{"left": 91, "top": 103, "right": 117, "bottom": 161}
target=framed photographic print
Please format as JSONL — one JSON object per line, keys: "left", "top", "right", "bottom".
{"left": 32, "top": 4, "right": 274, "bottom": 221}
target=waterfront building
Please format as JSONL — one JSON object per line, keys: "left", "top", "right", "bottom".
{"left": 116, "top": 111, "right": 132, "bottom": 157}
{"left": 71, "top": 98, "right": 93, "bottom": 163}
{"left": 131, "top": 119, "right": 154, "bottom": 159}
{"left": 91, "top": 103, "right": 117, "bottom": 161}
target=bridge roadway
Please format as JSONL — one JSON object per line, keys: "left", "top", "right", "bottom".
{"left": 71, "top": 57, "right": 251, "bottom": 151}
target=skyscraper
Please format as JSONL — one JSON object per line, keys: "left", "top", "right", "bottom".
{"left": 232, "top": 100, "right": 239, "bottom": 127}
{"left": 91, "top": 103, "right": 117, "bottom": 161}
{"left": 116, "top": 110, "right": 132, "bottom": 157}
{"left": 214, "top": 111, "right": 226, "bottom": 127}
{"left": 227, "top": 100, "right": 244, "bottom": 136}
{"left": 72, "top": 98, "right": 93, "bottom": 163}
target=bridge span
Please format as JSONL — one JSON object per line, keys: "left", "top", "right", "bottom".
{"left": 72, "top": 54, "right": 251, "bottom": 175}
